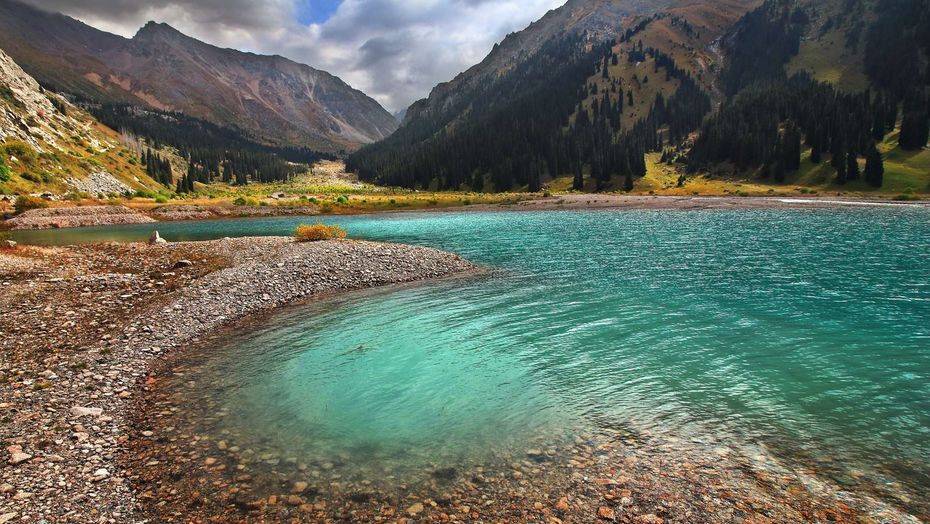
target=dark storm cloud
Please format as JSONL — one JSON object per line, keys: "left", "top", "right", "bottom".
{"left": 16, "top": 0, "right": 565, "bottom": 111}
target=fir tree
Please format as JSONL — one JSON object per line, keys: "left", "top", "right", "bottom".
{"left": 846, "top": 151, "right": 860, "bottom": 181}
{"left": 864, "top": 145, "right": 885, "bottom": 188}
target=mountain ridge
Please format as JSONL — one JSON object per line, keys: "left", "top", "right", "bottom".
{"left": 0, "top": 0, "right": 397, "bottom": 153}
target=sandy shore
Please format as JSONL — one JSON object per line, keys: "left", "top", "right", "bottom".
{"left": 0, "top": 237, "right": 476, "bottom": 522}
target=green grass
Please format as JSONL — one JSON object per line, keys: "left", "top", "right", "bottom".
{"left": 879, "top": 131, "right": 930, "bottom": 194}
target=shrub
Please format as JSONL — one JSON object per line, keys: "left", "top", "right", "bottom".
{"left": 154, "top": 195, "right": 169, "bottom": 204}
{"left": 893, "top": 194, "right": 920, "bottom": 201}
{"left": 22, "top": 171, "right": 52, "bottom": 184}
{"left": 15, "top": 195, "right": 48, "bottom": 214}
{"left": 294, "top": 223, "right": 347, "bottom": 242}
{"left": 0, "top": 158, "right": 9, "bottom": 182}
{"left": 336, "top": 195, "right": 349, "bottom": 204}
{"left": 2, "top": 140, "right": 37, "bottom": 164}
{"left": 233, "top": 196, "right": 258, "bottom": 206}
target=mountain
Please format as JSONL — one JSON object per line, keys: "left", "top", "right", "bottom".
{"left": 347, "top": 0, "right": 759, "bottom": 190}
{"left": 349, "top": 0, "right": 929, "bottom": 192}
{"left": 0, "top": 47, "right": 161, "bottom": 197}
{"left": 0, "top": 0, "right": 397, "bottom": 154}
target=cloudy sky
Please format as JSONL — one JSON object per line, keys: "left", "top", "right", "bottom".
{"left": 20, "top": 0, "right": 566, "bottom": 112}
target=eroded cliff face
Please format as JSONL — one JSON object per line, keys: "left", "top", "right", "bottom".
{"left": 0, "top": 48, "right": 158, "bottom": 196}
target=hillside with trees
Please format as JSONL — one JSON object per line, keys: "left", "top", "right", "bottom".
{"left": 348, "top": 0, "right": 930, "bottom": 195}
{"left": 347, "top": 0, "right": 756, "bottom": 191}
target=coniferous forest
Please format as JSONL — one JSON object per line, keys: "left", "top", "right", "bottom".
{"left": 346, "top": 34, "right": 709, "bottom": 191}
{"left": 689, "top": 0, "right": 930, "bottom": 187}
{"left": 346, "top": 0, "right": 930, "bottom": 192}
{"left": 88, "top": 104, "right": 331, "bottom": 189}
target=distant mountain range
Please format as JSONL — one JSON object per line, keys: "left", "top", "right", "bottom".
{"left": 0, "top": 0, "right": 398, "bottom": 154}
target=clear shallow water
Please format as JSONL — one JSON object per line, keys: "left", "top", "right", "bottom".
{"left": 20, "top": 209, "right": 930, "bottom": 505}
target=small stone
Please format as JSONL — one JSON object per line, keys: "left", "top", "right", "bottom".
{"left": 1, "top": 240, "right": 16, "bottom": 249}
{"left": 292, "top": 481, "right": 308, "bottom": 494}
{"left": 598, "top": 506, "right": 616, "bottom": 520}
{"left": 407, "top": 502, "right": 424, "bottom": 516}
{"left": 92, "top": 468, "right": 109, "bottom": 481}
{"left": 10, "top": 453, "right": 32, "bottom": 465}
{"left": 555, "top": 497, "right": 570, "bottom": 512}
{"left": 286, "top": 495, "right": 303, "bottom": 506}
{"left": 173, "top": 259, "right": 193, "bottom": 269}
{"left": 0, "top": 512, "right": 17, "bottom": 524}
{"left": 71, "top": 406, "right": 103, "bottom": 418}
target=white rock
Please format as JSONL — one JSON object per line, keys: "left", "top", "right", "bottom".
{"left": 92, "top": 468, "right": 109, "bottom": 481}
{"left": 71, "top": 406, "right": 103, "bottom": 418}
{"left": 9, "top": 452, "right": 32, "bottom": 465}
{"left": 149, "top": 231, "right": 168, "bottom": 245}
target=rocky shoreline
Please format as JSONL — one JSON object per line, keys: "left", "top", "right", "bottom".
{"left": 4, "top": 195, "right": 927, "bottom": 231}
{"left": 3, "top": 205, "right": 157, "bottom": 230}
{"left": 1, "top": 237, "right": 925, "bottom": 523}
{"left": 0, "top": 237, "right": 477, "bottom": 522}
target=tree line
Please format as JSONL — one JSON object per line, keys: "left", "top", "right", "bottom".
{"left": 88, "top": 103, "right": 328, "bottom": 189}
{"left": 686, "top": 0, "right": 930, "bottom": 187}
{"left": 347, "top": 32, "right": 710, "bottom": 192}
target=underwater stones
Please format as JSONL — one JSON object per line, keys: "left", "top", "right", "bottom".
{"left": 406, "top": 502, "right": 424, "bottom": 516}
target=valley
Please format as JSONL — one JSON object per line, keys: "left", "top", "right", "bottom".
{"left": 1, "top": 0, "right": 929, "bottom": 523}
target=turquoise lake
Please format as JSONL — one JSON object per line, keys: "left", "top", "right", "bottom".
{"left": 15, "top": 209, "right": 930, "bottom": 507}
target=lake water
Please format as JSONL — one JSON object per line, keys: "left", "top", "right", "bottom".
{"left": 17, "top": 209, "right": 930, "bottom": 510}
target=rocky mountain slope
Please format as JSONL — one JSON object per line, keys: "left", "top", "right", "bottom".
{"left": 0, "top": 47, "right": 160, "bottom": 197}
{"left": 0, "top": 0, "right": 397, "bottom": 154}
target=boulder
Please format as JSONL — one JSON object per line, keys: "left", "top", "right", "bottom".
{"left": 149, "top": 231, "right": 167, "bottom": 245}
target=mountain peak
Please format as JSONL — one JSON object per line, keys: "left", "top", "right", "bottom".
{"left": 133, "top": 21, "right": 185, "bottom": 41}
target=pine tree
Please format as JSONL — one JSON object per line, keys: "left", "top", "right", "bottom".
{"left": 811, "top": 144, "right": 822, "bottom": 164}
{"left": 572, "top": 161, "right": 583, "bottom": 191}
{"left": 846, "top": 151, "right": 860, "bottom": 181}
{"left": 864, "top": 145, "right": 884, "bottom": 188}
{"left": 783, "top": 121, "right": 802, "bottom": 171}
{"left": 899, "top": 90, "right": 930, "bottom": 150}
{"left": 834, "top": 150, "right": 848, "bottom": 184}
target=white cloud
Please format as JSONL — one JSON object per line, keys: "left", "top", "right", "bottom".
{"left": 19, "top": 0, "right": 566, "bottom": 112}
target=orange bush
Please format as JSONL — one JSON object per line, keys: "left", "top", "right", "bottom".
{"left": 294, "top": 223, "right": 347, "bottom": 242}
